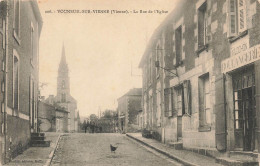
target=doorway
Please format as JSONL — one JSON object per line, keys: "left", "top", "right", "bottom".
{"left": 177, "top": 116, "right": 182, "bottom": 141}
{"left": 233, "top": 67, "right": 256, "bottom": 151}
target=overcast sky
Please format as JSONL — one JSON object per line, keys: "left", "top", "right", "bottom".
{"left": 38, "top": 0, "right": 178, "bottom": 117}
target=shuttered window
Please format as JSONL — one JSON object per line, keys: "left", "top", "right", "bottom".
{"left": 169, "top": 88, "right": 174, "bottom": 117}
{"left": 199, "top": 74, "right": 211, "bottom": 131}
{"left": 228, "top": 0, "right": 247, "bottom": 37}
{"left": 198, "top": 2, "right": 207, "bottom": 47}
{"left": 237, "top": 0, "right": 246, "bottom": 33}
{"left": 183, "top": 80, "right": 192, "bottom": 115}
{"left": 164, "top": 88, "right": 174, "bottom": 117}
{"left": 31, "top": 24, "right": 34, "bottom": 61}
{"left": 176, "top": 87, "right": 183, "bottom": 116}
{"left": 164, "top": 88, "right": 171, "bottom": 117}
{"left": 175, "top": 26, "right": 182, "bottom": 64}
{"left": 156, "top": 45, "right": 160, "bottom": 76}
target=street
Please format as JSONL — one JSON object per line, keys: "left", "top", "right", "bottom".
{"left": 51, "top": 133, "right": 180, "bottom": 166}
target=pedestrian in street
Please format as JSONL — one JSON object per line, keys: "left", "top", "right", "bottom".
{"left": 86, "top": 121, "right": 90, "bottom": 133}
{"left": 92, "top": 122, "right": 95, "bottom": 133}
{"left": 84, "top": 125, "right": 87, "bottom": 133}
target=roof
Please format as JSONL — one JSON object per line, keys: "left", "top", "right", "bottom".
{"left": 39, "top": 101, "right": 69, "bottom": 113}
{"left": 117, "top": 88, "right": 142, "bottom": 101}
{"left": 138, "top": 0, "right": 185, "bottom": 68}
{"left": 125, "top": 88, "right": 142, "bottom": 96}
{"left": 55, "top": 108, "right": 69, "bottom": 114}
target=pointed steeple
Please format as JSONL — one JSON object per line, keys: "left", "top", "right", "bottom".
{"left": 61, "top": 42, "right": 66, "bottom": 64}
{"left": 58, "top": 42, "right": 68, "bottom": 73}
{"left": 57, "top": 42, "right": 70, "bottom": 96}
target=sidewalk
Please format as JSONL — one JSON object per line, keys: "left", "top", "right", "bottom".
{"left": 5, "top": 132, "right": 61, "bottom": 166}
{"left": 126, "top": 133, "right": 224, "bottom": 166}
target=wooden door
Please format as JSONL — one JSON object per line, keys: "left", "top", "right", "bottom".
{"left": 233, "top": 67, "right": 256, "bottom": 151}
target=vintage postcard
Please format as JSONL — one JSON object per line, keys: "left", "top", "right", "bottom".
{"left": 0, "top": 0, "right": 260, "bottom": 165}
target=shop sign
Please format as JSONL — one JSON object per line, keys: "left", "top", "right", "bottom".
{"left": 221, "top": 44, "right": 260, "bottom": 73}
{"left": 230, "top": 36, "right": 249, "bottom": 57}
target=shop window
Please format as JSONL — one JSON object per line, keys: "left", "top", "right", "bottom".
{"left": 175, "top": 26, "right": 182, "bottom": 65}
{"left": 199, "top": 74, "right": 211, "bottom": 131}
{"left": 228, "top": 0, "right": 247, "bottom": 37}
{"left": 198, "top": 2, "right": 207, "bottom": 48}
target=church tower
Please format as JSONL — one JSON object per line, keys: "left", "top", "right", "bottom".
{"left": 57, "top": 43, "right": 70, "bottom": 103}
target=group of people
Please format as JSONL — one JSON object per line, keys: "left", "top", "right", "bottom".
{"left": 83, "top": 121, "right": 102, "bottom": 133}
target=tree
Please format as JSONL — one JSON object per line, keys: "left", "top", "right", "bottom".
{"left": 89, "top": 114, "right": 98, "bottom": 122}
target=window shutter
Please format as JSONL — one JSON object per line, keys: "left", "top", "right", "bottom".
{"left": 228, "top": 0, "right": 237, "bottom": 37}
{"left": 168, "top": 88, "right": 173, "bottom": 117}
{"left": 164, "top": 88, "right": 170, "bottom": 117}
{"left": 183, "top": 80, "right": 192, "bottom": 115}
{"left": 237, "top": 0, "right": 247, "bottom": 33}
{"left": 204, "top": 13, "right": 208, "bottom": 44}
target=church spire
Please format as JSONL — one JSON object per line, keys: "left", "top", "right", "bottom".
{"left": 61, "top": 42, "right": 66, "bottom": 64}
{"left": 57, "top": 42, "right": 70, "bottom": 96}
{"left": 58, "top": 42, "right": 68, "bottom": 73}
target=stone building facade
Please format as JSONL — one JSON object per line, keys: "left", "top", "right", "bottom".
{"left": 117, "top": 88, "right": 142, "bottom": 133}
{"left": 45, "top": 44, "right": 79, "bottom": 132}
{"left": 139, "top": 0, "right": 260, "bottom": 158}
{"left": 38, "top": 101, "right": 68, "bottom": 133}
{"left": 0, "top": 0, "right": 42, "bottom": 164}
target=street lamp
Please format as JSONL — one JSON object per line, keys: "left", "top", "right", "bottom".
{"left": 154, "top": 61, "right": 178, "bottom": 77}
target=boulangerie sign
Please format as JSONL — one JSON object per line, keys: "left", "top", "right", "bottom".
{"left": 221, "top": 44, "right": 260, "bottom": 73}
{"left": 230, "top": 36, "right": 249, "bottom": 57}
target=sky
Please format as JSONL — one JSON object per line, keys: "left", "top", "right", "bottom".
{"left": 38, "top": 0, "right": 178, "bottom": 117}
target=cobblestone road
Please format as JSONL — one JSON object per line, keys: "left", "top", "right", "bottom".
{"left": 51, "top": 133, "right": 180, "bottom": 166}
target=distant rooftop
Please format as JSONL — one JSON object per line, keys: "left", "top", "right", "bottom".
{"left": 118, "top": 88, "right": 142, "bottom": 100}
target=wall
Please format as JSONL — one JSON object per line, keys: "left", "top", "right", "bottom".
{"left": 127, "top": 95, "right": 142, "bottom": 132}
{"left": 38, "top": 102, "right": 56, "bottom": 132}
{"left": 2, "top": 1, "right": 42, "bottom": 163}
{"left": 0, "top": 3, "right": 6, "bottom": 163}
{"left": 55, "top": 110, "right": 68, "bottom": 133}
{"left": 117, "top": 96, "right": 127, "bottom": 132}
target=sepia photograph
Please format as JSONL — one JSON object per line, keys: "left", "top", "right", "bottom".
{"left": 0, "top": 0, "right": 260, "bottom": 165}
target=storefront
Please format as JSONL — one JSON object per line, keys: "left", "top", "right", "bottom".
{"left": 221, "top": 43, "right": 260, "bottom": 152}
{"left": 230, "top": 65, "right": 256, "bottom": 151}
